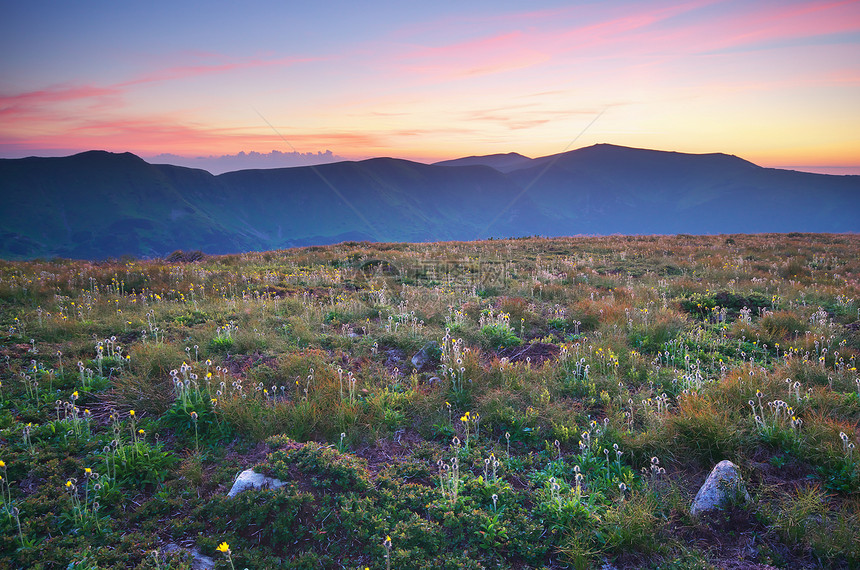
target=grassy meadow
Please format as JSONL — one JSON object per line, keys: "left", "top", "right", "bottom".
{"left": 0, "top": 234, "right": 858, "bottom": 569}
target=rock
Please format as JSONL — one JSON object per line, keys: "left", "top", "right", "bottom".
{"left": 162, "top": 544, "right": 215, "bottom": 570}
{"left": 227, "top": 469, "right": 285, "bottom": 497}
{"left": 188, "top": 550, "right": 215, "bottom": 570}
{"left": 691, "top": 460, "right": 751, "bottom": 517}
{"left": 411, "top": 341, "right": 439, "bottom": 371}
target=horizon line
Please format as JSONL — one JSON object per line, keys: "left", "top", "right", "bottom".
{"left": 2, "top": 144, "right": 860, "bottom": 176}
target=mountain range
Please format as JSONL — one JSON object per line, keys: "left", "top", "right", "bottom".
{"left": 1, "top": 144, "right": 858, "bottom": 260}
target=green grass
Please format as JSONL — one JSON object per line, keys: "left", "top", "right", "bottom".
{"left": 0, "top": 234, "right": 859, "bottom": 568}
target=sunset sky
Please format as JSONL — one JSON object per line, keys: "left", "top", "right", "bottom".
{"left": 2, "top": 0, "right": 859, "bottom": 173}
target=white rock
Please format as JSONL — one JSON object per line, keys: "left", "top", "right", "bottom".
{"left": 411, "top": 341, "right": 439, "bottom": 370}
{"left": 188, "top": 550, "right": 215, "bottom": 570}
{"left": 691, "top": 460, "right": 751, "bottom": 517}
{"left": 227, "top": 469, "right": 285, "bottom": 497}
{"left": 163, "top": 544, "right": 215, "bottom": 570}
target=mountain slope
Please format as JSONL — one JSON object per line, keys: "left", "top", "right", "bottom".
{"left": 0, "top": 152, "right": 546, "bottom": 259}
{"left": 0, "top": 145, "right": 857, "bottom": 260}
{"left": 214, "top": 158, "right": 542, "bottom": 247}
{"left": 504, "top": 144, "right": 860, "bottom": 235}
{"left": 0, "top": 151, "right": 251, "bottom": 259}
{"left": 433, "top": 152, "right": 534, "bottom": 173}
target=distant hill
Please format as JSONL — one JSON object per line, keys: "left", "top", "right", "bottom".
{"left": 433, "top": 152, "right": 534, "bottom": 173}
{"left": 506, "top": 144, "right": 859, "bottom": 235}
{"left": 1, "top": 144, "right": 858, "bottom": 259}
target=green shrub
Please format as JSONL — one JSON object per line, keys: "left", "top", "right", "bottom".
{"left": 263, "top": 436, "right": 371, "bottom": 492}
{"left": 481, "top": 324, "right": 521, "bottom": 350}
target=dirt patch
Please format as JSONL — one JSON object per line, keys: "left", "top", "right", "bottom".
{"left": 675, "top": 504, "right": 787, "bottom": 570}
{"left": 381, "top": 347, "right": 408, "bottom": 372}
{"left": 221, "top": 352, "right": 277, "bottom": 376}
{"left": 353, "top": 429, "right": 428, "bottom": 472}
{"left": 116, "top": 330, "right": 141, "bottom": 345}
{"left": 0, "top": 343, "right": 37, "bottom": 365}
{"left": 223, "top": 440, "right": 273, "bottom": 469}
{"left": 258, "top": 285, "right": 289, "bottom": 298}
{"left": 746, "top": 449, "right": 817, "bottom": 492}
{"left": 499, "top": 342, "right": 560, "bottom": 367}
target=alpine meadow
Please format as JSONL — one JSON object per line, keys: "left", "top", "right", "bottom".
{"left": 0, "top": 234, "right": 858, "bottom": 568}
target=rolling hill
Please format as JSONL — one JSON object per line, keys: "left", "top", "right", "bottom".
{"left": 433, "top": 152, "right": 534, "bottom": 173}
{"left": 1, "top": 144, "right": 858, "bottom": 259}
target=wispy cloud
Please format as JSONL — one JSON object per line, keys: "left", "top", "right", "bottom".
{"left": 388, "top": 0, "right": 719, "bottom": 82}
{"left": 0, "top": 111, "right": 399, "bottom": 158}
{"left": 0, "top": 52, "right": 315, "bottom": 152}
{"left": 694, "top": 0, "right": 860, "bottom": 54}
{"left": 395, "top": 31, "right": 549, "bottom": 79}
{"left": 117, "top": 54, "right": 318, "bottom": 87}
{"left": 0, "top": 85, "right": 122, "bottom": 121}
{"left": 392, "top": 0, "right": 858, "bottom": 76}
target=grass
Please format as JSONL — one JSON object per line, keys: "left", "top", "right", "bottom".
{"left": 0, "top": 234, "right": 858, "bottom": 568}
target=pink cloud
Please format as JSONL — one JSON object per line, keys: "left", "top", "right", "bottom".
{"left": 1, "top": 52, "right": 311, "bottom": 116}
{"left": 612, "top": 0, "right": 860, "bottom": 56}
{"left": 397, "top": 30, "right": 549, "bottom": 79}
{"left": 406, "top": 31, "right": 525, "bottom": 61}
{"left": 684, "top": 0, "right": 860, "bottom": 54}
{"left": 391, "top": 0, "right": 858, "bottom": 84}
{"left": 0, "top": 111, "right": 399, "bottom": 158}
{"left": 453, "top": 101, "right": 586, "bottom": 131}
{"left": 0, "top": 52, "right": 316, "bottom": 152}
{"left": 118, "top": 54, "right": 318, "bottom": 87}
{"left": 391, "top": 1, "right": 719, "bottom": 81}
{"left": 0, "top": 85, "right": 121, "bottom": 118}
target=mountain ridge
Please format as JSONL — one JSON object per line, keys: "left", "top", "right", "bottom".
{"left": 1, "top": 145, "right": 857, "bottom": 260}
{"left": 433, "top": 152, "right": 534, "bottom": 173}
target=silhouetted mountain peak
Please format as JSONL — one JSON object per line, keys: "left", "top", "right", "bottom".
{"left": 72, "top": 149, "right": 121, "bottom": 157}
{"left": 71, "top": 150, "right": 148, "bottom": 162}
{"left": 545, "top": 143, "right": 760, "bottom": 169}
{"left": 434, "top": 152, "right": 534, "bottom": 173}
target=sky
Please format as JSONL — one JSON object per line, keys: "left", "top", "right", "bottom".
{"left": 1, "top": 0, "right": 859, "bottom": 173}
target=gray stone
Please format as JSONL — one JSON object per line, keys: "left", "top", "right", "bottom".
{"left": 411, "top": 341, "right": 439, "bottom": 370}
{"left": 188, "top": 550, "right": 215, "bottom": 570}
{"left": 227, "top": 468, "right": 285, "bottom": 497}
{"left": 163, "top": 544, "right": 215, "bottom": 570}
{"left": 691, "top": 460, "right": 751, "bottom": 517}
